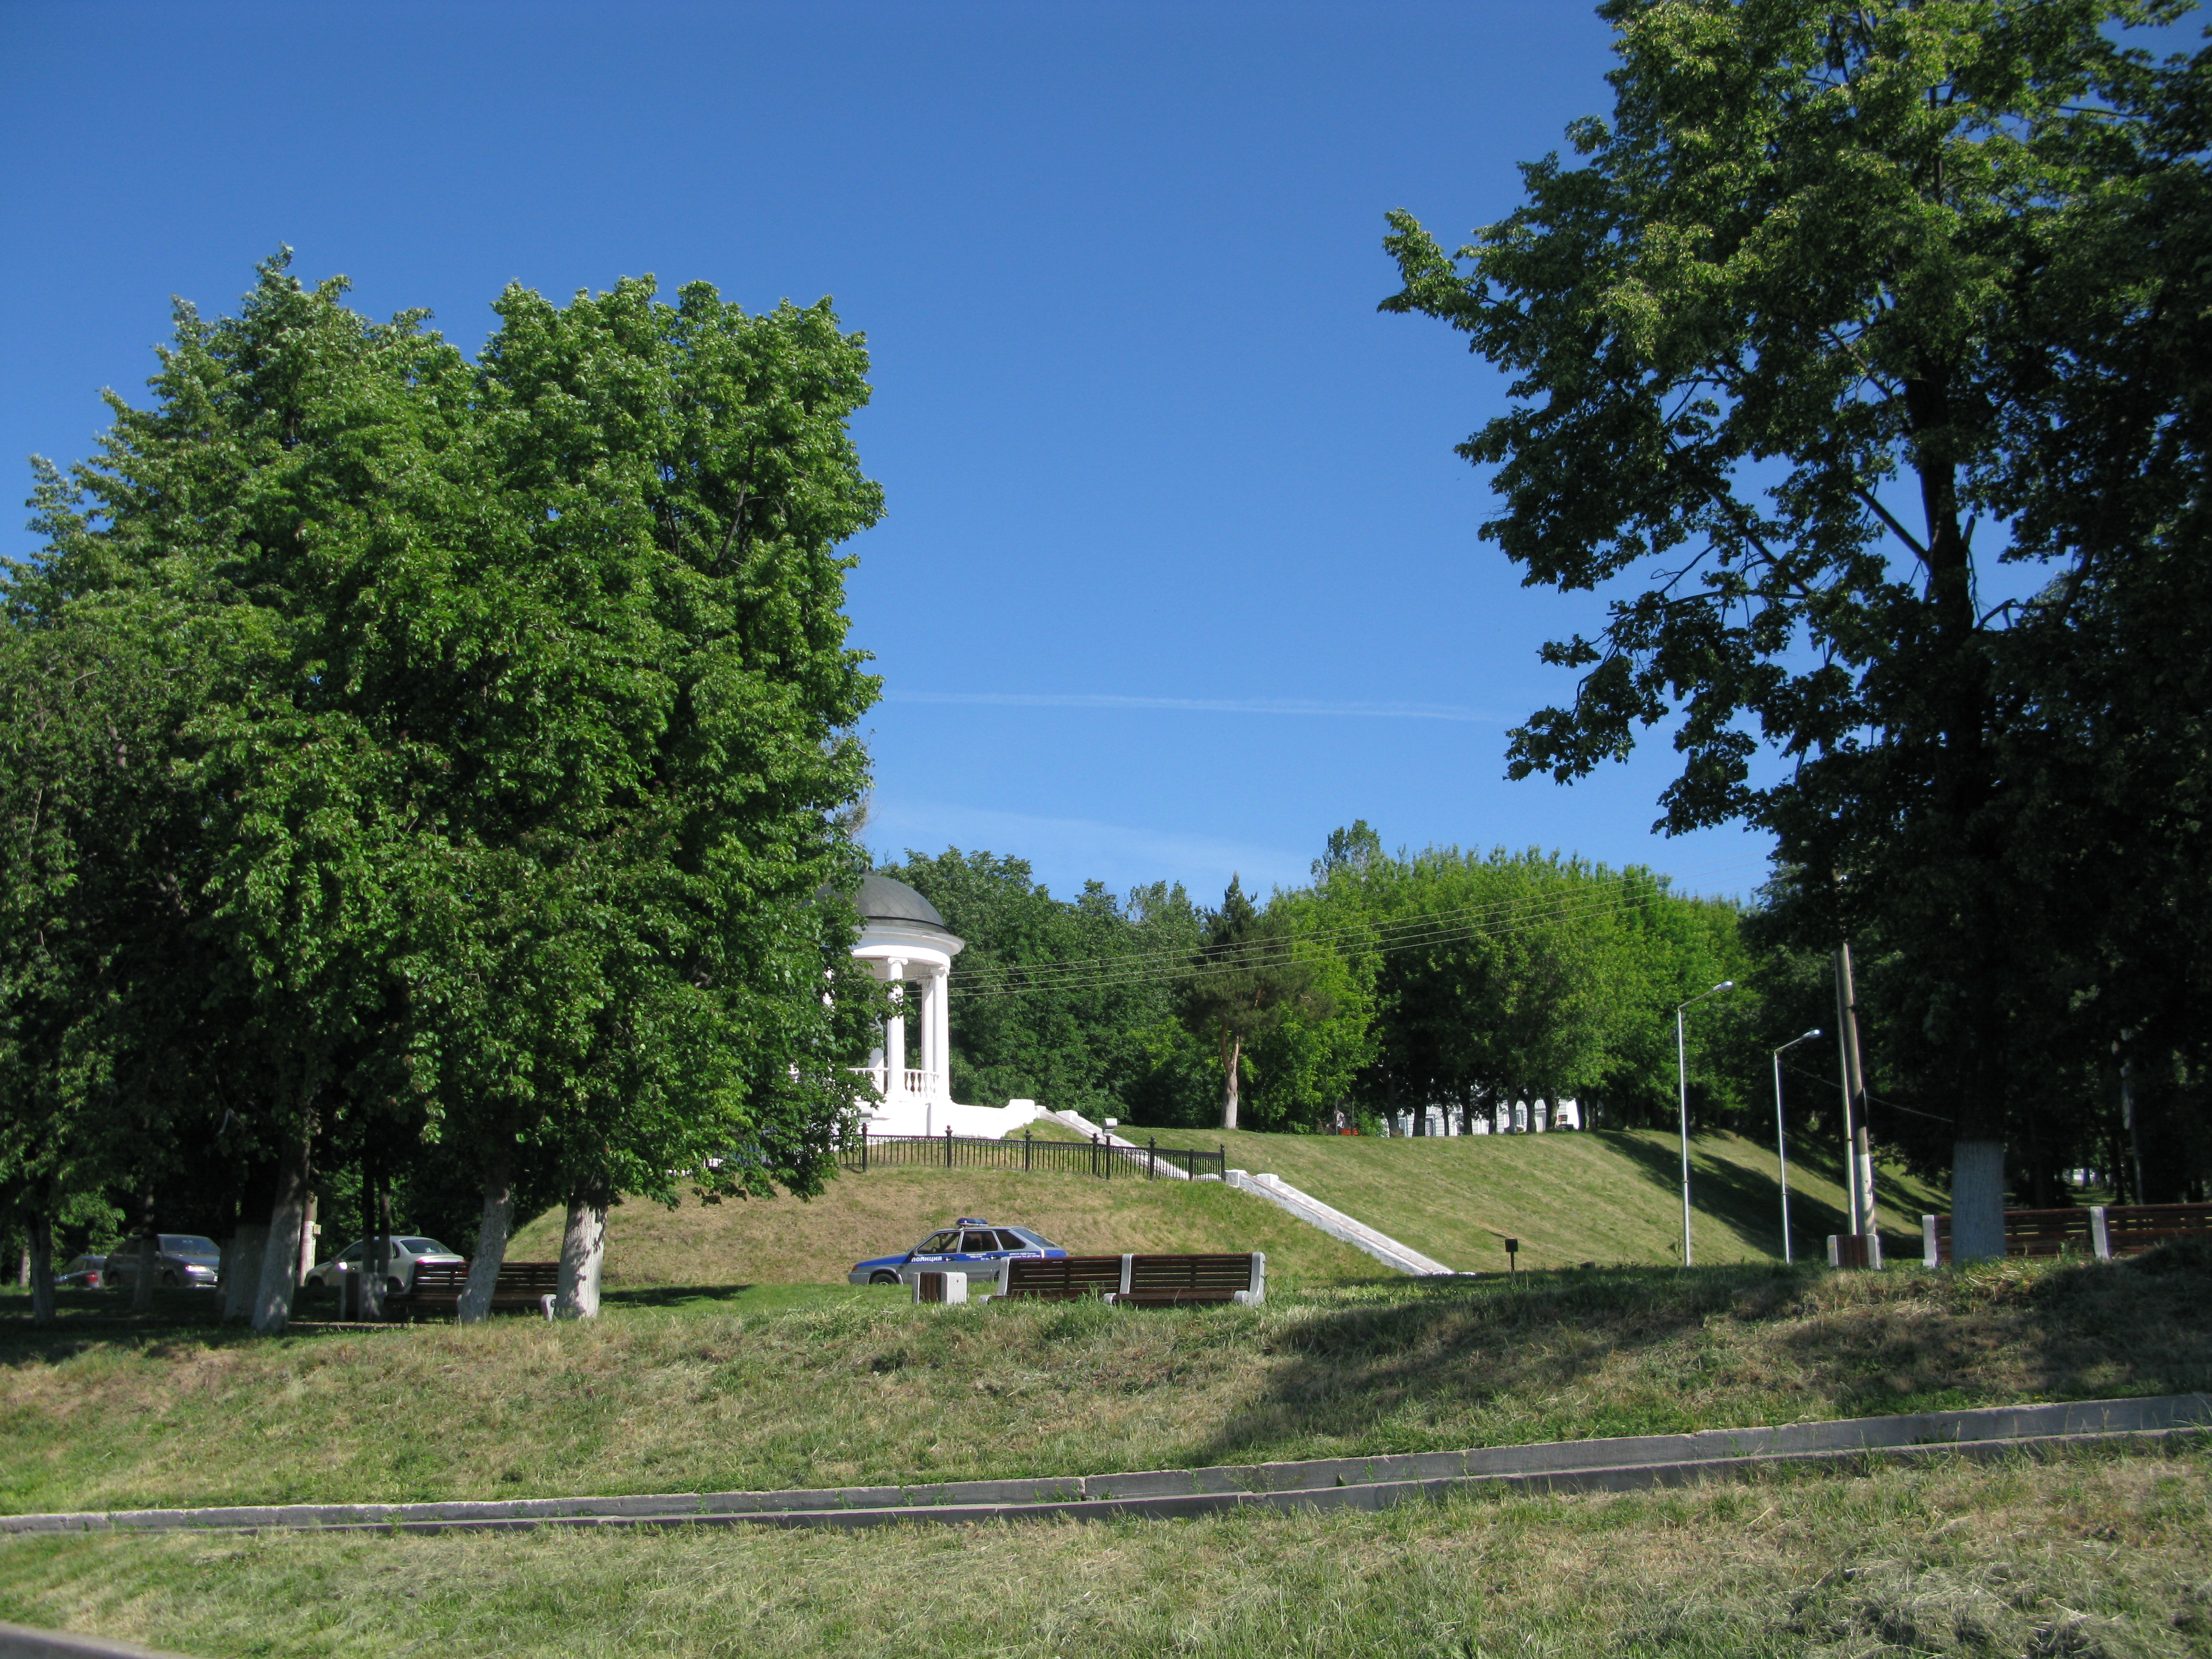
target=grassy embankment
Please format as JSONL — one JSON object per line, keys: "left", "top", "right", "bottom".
{"left": 503, "top": 1164, "right": 1380, "bottom": 1291}
{"left": 0, "top": 1247, "right": 2205, "bottom": 1521}
{"left": 2, "top": 1442, "right": 2208, "bottom": 1657}
{"left": 1140, "top": 1125, "right": 1944, "bottom": 1272}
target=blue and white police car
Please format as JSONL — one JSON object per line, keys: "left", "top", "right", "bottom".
{"left": 848, "top": 1218, "right": 1068, "bottom": 1286}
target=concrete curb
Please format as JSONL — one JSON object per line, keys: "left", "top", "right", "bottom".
{"left": 7, "top": 1395, "right": 2203, "bottom": 1539}
{"left": 0, "top": 1621, "right": 190, "bottom": 1659}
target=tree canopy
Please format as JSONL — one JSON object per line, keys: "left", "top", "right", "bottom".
{"left": 1380, "top": 0, "right": 2210, "bottom": 1251}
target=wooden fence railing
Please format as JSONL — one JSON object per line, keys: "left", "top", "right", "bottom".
{"left": 841, "top": 1126, "right": 1226, "bottom": 1181}
{"left": 1922, "top": 1202, "right": 2212, "bottom": 1265}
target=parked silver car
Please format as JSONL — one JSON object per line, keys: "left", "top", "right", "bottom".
{"left": 101, "top": 1235, "right": 221, "bottom": 1290}
{"left": 306, "top": 1237, "right": 464, "bottom": 1295}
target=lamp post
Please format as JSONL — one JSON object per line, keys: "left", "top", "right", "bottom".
{"left": 1770, "top": 1029, "right": 1822, "bottom": 1265}
{"left": 1676, "top": 980, "right": 1734, "bottom": 1266}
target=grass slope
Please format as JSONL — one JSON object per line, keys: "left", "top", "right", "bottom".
{"left": 1136, "top": 1125, "right": 1944, "bottom": 1272}
{"left": 504, "top": 1167, "right": 1381, "bottom": 1291}
{"left": 2, "top": 1447, "right": 2206, "bottom": 1658}
{"left": 0, "top": 1248, "right": 2204, "bottom": 1519}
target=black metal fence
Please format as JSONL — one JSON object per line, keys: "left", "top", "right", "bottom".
{"left": 843, "top": 1126, "right": 1227, "bottom": 1181}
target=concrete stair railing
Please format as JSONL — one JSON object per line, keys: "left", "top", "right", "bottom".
{"left": 1225, "top": 1169, "right": 1453, "bottom": 1276}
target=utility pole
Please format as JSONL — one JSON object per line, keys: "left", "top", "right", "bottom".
{"left": 1833, "top": 945, "right": 1876, "bottom": 1239}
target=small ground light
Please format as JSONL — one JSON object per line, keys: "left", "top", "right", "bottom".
{"left": 1505, "top": 1237, "right": 1519, "bottom": 1275}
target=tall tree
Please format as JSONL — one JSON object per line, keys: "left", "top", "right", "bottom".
{"left": 1381, "top": 0, "right": 2195, "bottom": 1255}
{"left": 1182, "top": 877, "right": 1328, "bottom": 1130}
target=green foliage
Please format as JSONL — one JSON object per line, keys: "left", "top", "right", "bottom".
{"left": 0, "top": 253, "right": 885, "bottom": 1306}
{"left": 873, "top": 849, "right": 1212, "bottom": 1124}
{"left": 1380, "top": 1, "right": 2211, "bottom": 1199}
{"left": 891, "top": 825, "right": 1793, "bottom": 1137}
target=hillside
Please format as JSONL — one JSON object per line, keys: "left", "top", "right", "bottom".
{"left": 506, "top": 1166, "right": 1381, "bottom": 1291}
{"left": 1122, "top": 1125, "right": 1942, "bottom": 1273}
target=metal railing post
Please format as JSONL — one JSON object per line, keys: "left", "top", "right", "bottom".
{"left": 1149, "top": 1137, "right": 1156, "bottom": 1180}
{"left": 862, "top": 1124, "right": 868, "bottom": 1173}
{"left": 1024, "top": 1129, "right": 1032, "bottom": 1172}
{"left": 945, "top": 1125, "right": 954, "bottom": 1168}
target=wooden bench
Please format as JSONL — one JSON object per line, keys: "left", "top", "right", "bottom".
{"left": 388, "top": 1260, "right": 562, "bottom": 1318}
{"left": 1922, "top": 1203, "right": 2212, "bottom": 1265}
{"left": 995, "top": 1252, "right": 1264, "bottom": 1306}
{"left": 2102, "top": 1202, "right": 2212, "bottom": 1258}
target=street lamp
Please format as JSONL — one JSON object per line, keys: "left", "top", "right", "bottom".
{"left": 1770, "top": 1029, "right": 1823, "bottom": 1265}
{"left": 1676, "top": 980, "right": 1734, "bottom": 1266}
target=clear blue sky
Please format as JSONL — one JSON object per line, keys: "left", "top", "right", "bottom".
{"left": 1, "top": 1, "right": 1776, "bottom": 907}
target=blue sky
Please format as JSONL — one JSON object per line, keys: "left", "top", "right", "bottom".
{"left": 1, "top": 0, "right": 1776, "bottom": 907}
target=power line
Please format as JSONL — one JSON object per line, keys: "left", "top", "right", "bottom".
{"left": 959, "top": 857, "right": 1771, "bottom": 999}
{"left": 956, "top": 849, "right": 1767, "bottom": 992}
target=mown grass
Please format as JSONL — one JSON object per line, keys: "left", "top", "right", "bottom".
{"left": 1, "top": 1443, "right": 2205, "bottom": 1657}
{"left": 1153, "top": 1125, "right": 1945, "bottom": 1272}
{"left": 502, "top": 1166, "right": 1382, "bottom": 1289}
{"left": 0, "top": 1247, "right": 2204, "bottom": 1519}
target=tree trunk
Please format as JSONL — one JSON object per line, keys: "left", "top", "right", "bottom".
{"left": 15, "top": 1242, "right": 28, "bottom": 1288}
{"left": 1219, "top": 1031, "right": 1242, "bottom": 1131}
{"left": 458, "top": 1154, "right": 514, "bottom": 1325}
{"left": 222, "top": 1226, "right": 266, "bottom": 1322}
{"left": 1950, "top": 1140, "right": 2008, "bottom": 1261}
{"left": 252, "top": 1124, "right": 314, "bottom": 1334}
{"left": 28, "top": 1214, "right": 55, "bottom": 1328}
{"left": 556, "top": 1180, "right": 610, "bottom": 1319}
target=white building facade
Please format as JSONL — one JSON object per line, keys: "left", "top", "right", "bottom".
{"left": 847, "top": 874, "right": 1044, "bottom": 1139}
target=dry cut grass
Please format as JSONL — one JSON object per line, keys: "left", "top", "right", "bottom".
{"left": 1170, "top": 1125, "right": 1945, "bottom": 1272}
{"left": 0, "top": 1246, "right": 2205, "bottom": 1520}
{"left": 0, "top": 1443, "right": 2205, "bottom": 1657}
{"left": 503, "top": 1166, "right": 1382, "bottom": 1288}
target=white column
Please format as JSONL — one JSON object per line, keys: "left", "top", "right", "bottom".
{"left": 932, "top": 964, "right": 951, "bottom": 1097}
{"left": 884, "top": 958, "right": 907, "bottom": 1095}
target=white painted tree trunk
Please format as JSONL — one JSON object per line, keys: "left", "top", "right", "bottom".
{"left": 1950, "top": 1139, "right": 2008, "bottom": 1261}
{"left": 252, "top": 1132, "right": 313, "bottom": 1334}
{"left": 457, "top": 1161, "right": 514, "bottom": 1325}
{"left": 28, "top": 1215, "right": 54, "bottom": 1327}
{"left": 556, "top": 1189, "right": 608, "bottom": 1319}
{"left": 130, "top": 1228, "right": 158, "bottom": 1313}
{"left": 1220, "top": 1033, "right": 1242, "bottom": 1130}
{"left": 223, "top": 1224, "right": 267, "bottom": 1323}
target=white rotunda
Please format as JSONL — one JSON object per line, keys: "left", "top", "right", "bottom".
{"left": 847, "top": 873, "right": 1043, "bottom": 1139}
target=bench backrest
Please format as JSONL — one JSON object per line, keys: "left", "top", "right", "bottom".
{"left": 1004, "top": 1255, "right": 1124, "bottom": 1297}
{"left": 1128, "top": 1254, "right": 1261, "bottom": 1294}
{"left": 1924, "top": 1203, "right": 2212, "bottom": 1264}
{"left": 401, "top": 1261, "right": 560, "bottom": 1297}
{"left": 2103, "top": 1202, "right": 2212, "bottom": 1254}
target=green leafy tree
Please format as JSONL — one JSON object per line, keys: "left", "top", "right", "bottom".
{"left": 19, "top": 255, "right": 886, "bottom": 1326}
{"left": 1381, "top": 0, "right": 2194, "bottom": 1254}
{"left": 1181, "top": 877, "right": 1331, "bottom": 1130}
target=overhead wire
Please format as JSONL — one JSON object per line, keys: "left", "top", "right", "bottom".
{"left": 953, "top": 849, "right": 1770, "bottom": 990}
{"left": 957, "top": 853, "right": 1773, "bottom": 999}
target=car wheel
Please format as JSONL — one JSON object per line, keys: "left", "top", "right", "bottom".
{"left": 160, "top": 1270, "right": 180, "bottom": 1288}
{"left": 388, "top": 1277, "right": 405, "bottom": 1297}
{"left": 869, "top": 1270, "right": 900, "bottom": 1286}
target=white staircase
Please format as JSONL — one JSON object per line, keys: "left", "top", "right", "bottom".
{"left": 1039, "top": 1110, "right": 1452, "bottom": 1276}
{"left": 1225, "top": 1170, "right": 1454, "bottom": 1276}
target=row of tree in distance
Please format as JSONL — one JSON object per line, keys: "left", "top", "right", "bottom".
{"left": 882, "top": 821, "right": 2203, "bottom": 1210}
{"left": 0, "top": 257, "right": 889, "bottom": 1328}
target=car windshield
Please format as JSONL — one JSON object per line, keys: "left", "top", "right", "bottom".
{"left": 1010, "top": 1228, "right": 1059, "bottom": 1251}
{"left": 398, "top": 1239, "right": 451, "bottom": 1255}
{"left": 915, "top": 1231, "right": 957, "bottom": 1254}
{"left": 161, "top": 1235, "right": 220, "bottom": 1257}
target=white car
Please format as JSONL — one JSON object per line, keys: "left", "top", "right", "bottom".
{"left": 306, "top": 1236, "right": 465, "bottom": 1295}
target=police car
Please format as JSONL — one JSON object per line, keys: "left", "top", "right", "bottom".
{"left": 848, "top": 1218, "right": 1068, "bottom": 1286}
